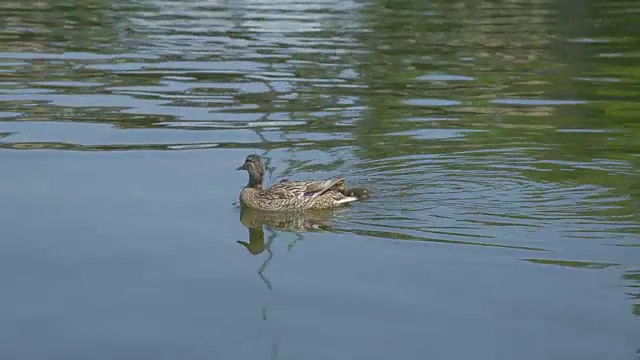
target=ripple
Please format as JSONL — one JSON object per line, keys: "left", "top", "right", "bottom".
{"left": 157, "top": 120, "right": 307, "bottom": 129}
{"left": 0, "top": 52, "right": 159, "bottom": 60}
{"left": 85, "top": 60, "right": 266, "bottom": 73}
{"left": 33, "top": 81, "right": 105, "bottom": 88}
{"left": 335, "top": 148, "right": 638, "bottom": 252}
{"left": 402, "top": 99, "right": 461, "bottom": 107}
{"left": 567, "top": 37, "right": 610, "bottom": 44}
{"left": 166, "top": 143, "right": 219, "bottom": 150}
{"left": 597, "top": 53, "right": 623, "bottom": 58}
{"left": 523, "top": 259, "right": 618, "bottom": 269}
{"left": 389, "top": 129, "right": 485, "bottom": 140}
{"left": 416, "top": 74, "right": 475, "bottom": 81}
{"left": 0, "top": 121, "right": 261, "bottom": 145}
{"left": 572, "top": 76, "right": 621, "bottom": 83}
{"left": 404, "top": 117, "right": 460, "bottom": 122}
{"left": 491, "top": 99, "right": 587, "bottom": 106}
{"left": 556, "top": 129, "right": 613, "bottom": 133}
{"left": 0, "top": 61, "right": 29, "bottom": 67}
{"left": 0, "top": 111, "right": 21, "bottom": 118}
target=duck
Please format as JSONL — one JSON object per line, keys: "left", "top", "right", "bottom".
{"left": 236, "top": 154, "right": 363, "bottom": 211}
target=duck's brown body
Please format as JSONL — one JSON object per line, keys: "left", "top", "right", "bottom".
{"left": 236, "top": 154, "right": 359, "bottom": 211}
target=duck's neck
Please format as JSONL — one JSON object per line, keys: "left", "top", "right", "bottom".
{"left": 247, "top": 171, "right": 263, "bottom": 189}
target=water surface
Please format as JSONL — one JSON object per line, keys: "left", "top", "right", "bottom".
{"left": 1, "top": 0, "right": 639, "bottom": 359}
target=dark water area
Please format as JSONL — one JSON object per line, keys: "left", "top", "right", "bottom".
{"left": 1, "top": 0, "right": 639, "bottom": 359}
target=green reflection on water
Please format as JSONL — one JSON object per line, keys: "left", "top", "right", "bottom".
{"left": 622, "top": 271, "right": 640, "bottom": 316}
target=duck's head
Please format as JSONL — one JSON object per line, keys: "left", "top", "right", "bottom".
{"left": 237, "top": 154, "right": 265, "bottom": 186}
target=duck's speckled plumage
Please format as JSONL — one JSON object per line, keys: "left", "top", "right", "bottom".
{"left": 237, "top": 154, "right": 359, "bottom": 211}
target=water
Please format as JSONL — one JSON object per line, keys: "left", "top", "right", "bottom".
{"left": 1, "top": 0, "right": 639, "bottom": 359}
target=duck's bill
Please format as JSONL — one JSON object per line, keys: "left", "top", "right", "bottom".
{"left": 236, "top": 164, "right": 245, "bottom": 170}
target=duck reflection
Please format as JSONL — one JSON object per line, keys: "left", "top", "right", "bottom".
{"left": 237, "top": 207, "right": 337, "bottom": 290}
{"left": 237, "top": 207, "right": 336, "bottom": 253}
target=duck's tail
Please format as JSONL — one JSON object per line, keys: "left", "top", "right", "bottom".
{"left": 335, "top": 196, "right": 358, "bottom": 205}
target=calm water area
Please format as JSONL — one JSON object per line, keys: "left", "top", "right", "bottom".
{"left": 1, "top": 0, "right": 639, "bottom": 359}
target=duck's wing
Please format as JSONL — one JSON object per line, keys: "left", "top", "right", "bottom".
{"left": 266, "top": 178, "right": 345, "bottom": 199}
{"left": 302, "top": 178, "right": 345, "bottom": 197}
